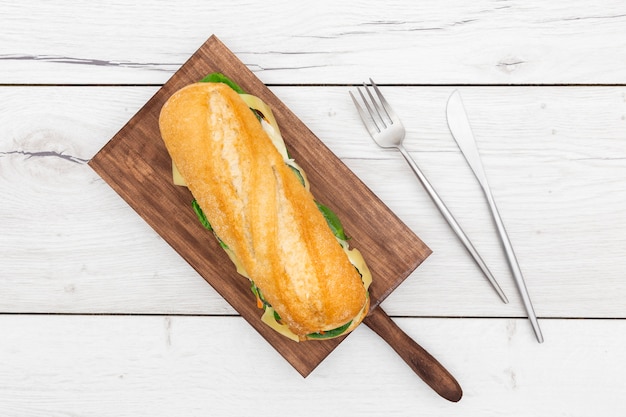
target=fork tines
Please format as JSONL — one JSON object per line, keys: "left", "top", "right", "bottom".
{"left": 350, "top": 79, "right": 397, "bottom": 134}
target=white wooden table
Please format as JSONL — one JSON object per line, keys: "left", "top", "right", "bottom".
{"left": 2, "top": 1, "right": 626, "bottom": 415}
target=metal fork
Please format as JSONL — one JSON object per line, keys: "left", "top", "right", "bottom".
{"left": 350, "top": 80, "right": 508, "bottom": 303}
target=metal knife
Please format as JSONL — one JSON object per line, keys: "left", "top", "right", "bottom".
{"left": 446, "top": 90, "right": 544, "bottom": 343}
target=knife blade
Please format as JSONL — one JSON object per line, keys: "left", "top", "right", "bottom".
{"left": 446, "top": 90, "right": 544, "bottom": 343}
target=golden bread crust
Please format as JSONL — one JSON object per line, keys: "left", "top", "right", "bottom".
{"left": 159, "top": 82, "right": 368, "bottom": 338}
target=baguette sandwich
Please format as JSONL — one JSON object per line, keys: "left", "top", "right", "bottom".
{"left": 158, "top": 74, "right": 372, "bottom": 341}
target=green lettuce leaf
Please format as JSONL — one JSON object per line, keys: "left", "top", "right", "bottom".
{"left": 199, "top": 72, "right": 245, "bottom": 94}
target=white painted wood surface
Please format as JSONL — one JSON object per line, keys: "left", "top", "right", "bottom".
{"left": 0, "top": 316, "right": 623, "bottom": 416}
{"left": 2, "top": 1, "right": 626, "bottom": 85}
{"left": 2, "top": 1, "right": 626, "bottom": 415}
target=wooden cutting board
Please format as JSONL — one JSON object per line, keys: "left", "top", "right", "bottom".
{"left": 89, "top": 35, "right": 431, "bottom": 377}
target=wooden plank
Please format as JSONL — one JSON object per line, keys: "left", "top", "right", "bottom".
{"left": 2, "top": 1, "right": 626, "bottom": 84}
{"left": 87, "top": 36, "right": 430, "bottom": 376}
{"left": 2, "top": 86, "right": 626, "bottom": 318}
{"left": 0, "top": 314, "right": 624, "bottom": 416}
{"left": 3, "top": 2, "right": 625, "bottom": 413}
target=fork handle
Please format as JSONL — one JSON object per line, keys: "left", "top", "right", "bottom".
{"left": 364, "top": 307, "right": 463, "bottom": 402}
{"left": 396, "top": 144, "right": 509, "bottom": 304}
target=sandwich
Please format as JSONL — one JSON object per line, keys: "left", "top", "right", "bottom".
{"left": 158, "top": 73, "right": 372, "bottom": 341}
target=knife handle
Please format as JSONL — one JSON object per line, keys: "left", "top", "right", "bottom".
{"left": 363, "top": 307, "right": 463, "bottom": 402}
{"left": 396, "top": 144, "right": 509, "bottom": 304}
{"left": 483, "top": 189, "right": 544, "bottom": 343}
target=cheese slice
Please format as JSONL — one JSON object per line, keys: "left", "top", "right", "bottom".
{"left": 239, "top": 93, "right": 289, "bottom": 161}
{"left": 172, "top": 160, "right": 187, "bottom": 186}
{"left": 261, "top": 306, "right": 300, "bottom": 342}
{"left": 347, "top": 247, "right": 372, "bottom": 290}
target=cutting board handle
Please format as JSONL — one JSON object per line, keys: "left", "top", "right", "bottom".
{"left": 364, "top": 307, "right": 463, "bottom": 402}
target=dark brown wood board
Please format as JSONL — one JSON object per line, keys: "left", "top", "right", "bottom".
{"left": 88, "top": 35, "right": 431, "bottom": 377}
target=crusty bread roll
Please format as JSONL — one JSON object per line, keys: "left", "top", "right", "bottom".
{"left": 159, "top": 82, "right": 369, "bottom": 340}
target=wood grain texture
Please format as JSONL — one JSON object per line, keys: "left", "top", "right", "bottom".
{"left": 364, "top": 308, "right": 462, "bottom": 402}
{"left": 2, "top": 1, "right": 626, "bottom": 85}
{"left": 0, "top": 315, "right": 624, "bottom": 416}
{"left": 88, "top": 36, "right": 430, "bottom": 376}
{"left": 2, "top": 86, "right": 626, "bottom": 318}
{"left": 2, "top": 0, "right": 626, "bottom": 413}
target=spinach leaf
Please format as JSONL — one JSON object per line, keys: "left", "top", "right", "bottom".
{"left": 315, "top": 201, "right": 348, "bottom": 241}
{"left": 200, "top": 72, "right": 245, "bottom": 94}
{"left": 192, "top": 199, "right": 229, "bottom": 249}
{"left": 307, "top": 320, "right": 353, "bottom": 339}
{"left": 288, "top": 165, "right": 306, "bottom": 187}
{"left": 192, "top": 199, "right": 213, "bottom": 231}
